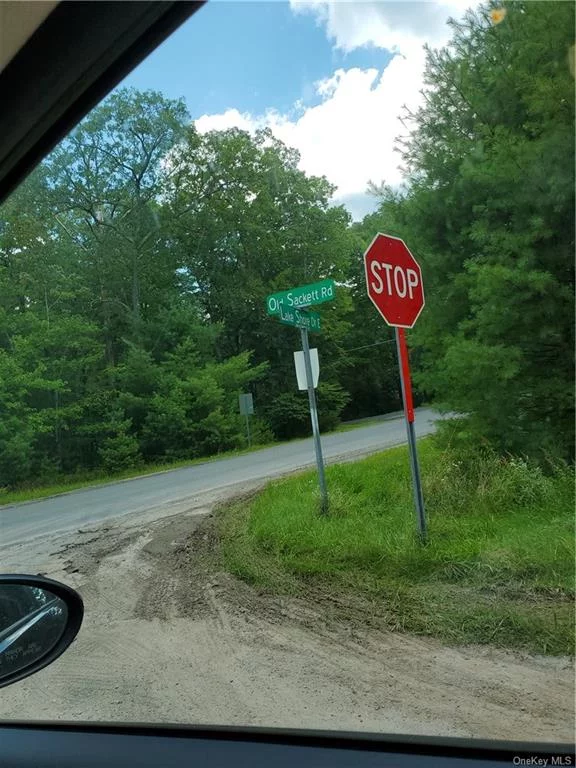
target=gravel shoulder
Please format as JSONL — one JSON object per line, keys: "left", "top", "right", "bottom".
{"left": 0, "top": 484, "right": 573, "bottom": 741}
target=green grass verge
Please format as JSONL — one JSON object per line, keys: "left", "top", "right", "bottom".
{"left": 219, "top": 440, "right": 575, "bottom": 655}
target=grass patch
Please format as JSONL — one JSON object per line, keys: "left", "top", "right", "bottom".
{"left": 219, "top": 440, "right": 575, "bottom": 655}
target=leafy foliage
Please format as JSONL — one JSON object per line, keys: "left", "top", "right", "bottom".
{"left": 0, "top": 91, "right": 359, "bottom": 487}
{"left": 368, "top": 0, "right": 574, "bottom": 461}
{"left": 220, "top": 440, "right": 575, "bottom": 654}
{"left": 0, "top": 1, "right": 573, "bottom": 488}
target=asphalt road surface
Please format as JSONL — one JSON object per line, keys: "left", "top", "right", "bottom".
{"left": 0, "top": 408, "right": 440, "bottom": 547}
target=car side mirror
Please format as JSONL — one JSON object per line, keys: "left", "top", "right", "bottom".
{"left": 0, "top": 575, "right": 83, "bottom": 689}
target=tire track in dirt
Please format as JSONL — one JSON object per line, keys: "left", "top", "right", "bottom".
{"left": 0, "top": 495, "right": 573, "bottom": 741}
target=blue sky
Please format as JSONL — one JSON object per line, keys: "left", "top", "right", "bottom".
{"left": 123, "top": 2, "right": 393, "bottom": 120}
{"left": 120, "top": 1, "right": 468, "bottom": 219}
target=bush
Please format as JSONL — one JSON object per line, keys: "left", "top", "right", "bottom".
{"left": 429, "top": 418, "right": 572, "bottom": 514}
{"left": 191, "top": 408, "right": 244, "bottom": 456}
{"left": 242, "top": 417, "right": 274, "bottom": 447}
{"left": 265, "top": 383, "right": 351, "bottom": 440}
{"left": 0, "top": 417, "right": 37, "bottom": 488}
{"left": 99, "top": 429, "right": 142, "bottom": 473}
{"left": 316, "top": 382, "right": 351, "bottom": 432}
{"left": 265, "top": 392, "right": 311, "bottom": 440}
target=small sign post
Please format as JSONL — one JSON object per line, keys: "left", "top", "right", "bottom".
{"left": 238, "top": 393, "right": 254, "bottom": 448}
{"left": 300, "top": 325, "right": 328, "bottom": 514}
{"left": 293, "top": 347, "right": 319, "bottom": 390}
{"left": 395, "top": 327, "right": 426, "bottom": 539}
{"left": 363, "top": 233, "right": 427, "bottom": 541}
{"left": 266, "top": 280, "right": 335, "bottom": 514}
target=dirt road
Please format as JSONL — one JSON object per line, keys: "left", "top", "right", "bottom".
{"left": 0, "top": 483, "right": 573, "bottom": 741}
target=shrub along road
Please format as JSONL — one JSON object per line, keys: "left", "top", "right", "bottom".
{"left": 0, "top": 408, "right": 440, "bottom": 546}
{"left": 220, "top": 441, "right": 575, "bottom": 656}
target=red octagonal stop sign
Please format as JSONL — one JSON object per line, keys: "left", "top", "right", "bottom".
{"left": 363, "top": 233, "right": 425, "bottom": 328}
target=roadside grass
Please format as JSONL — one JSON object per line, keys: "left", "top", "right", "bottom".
{"left": 219, "top": 440, "right": 575, "bottom": 655}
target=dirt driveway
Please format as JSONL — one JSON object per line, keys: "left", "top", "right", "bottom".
{"left": 0, "top": 484, "right": 573, "bottom": 741}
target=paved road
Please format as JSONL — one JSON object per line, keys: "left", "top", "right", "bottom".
{"left": 0, "top": 408, "right": 440, "bottom": 546}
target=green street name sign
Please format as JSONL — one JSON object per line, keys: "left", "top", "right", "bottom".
{"left": 279, "top": 306, "right": 321, "bottom": 332}
{"left": 266, "top": 279, "right": 335, "bottom": 315}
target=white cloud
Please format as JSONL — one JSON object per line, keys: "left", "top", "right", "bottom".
{"left": 194, "top": 1, "right": 476, "bottom": 218}
{"left": 273, "top": 58, "right": 426, "bottom": 194}
{"left": 335, "top": 191, "right": 381, "bottom": 220}
{"left": 290, "top": 0, "right": 471, "bottom": 53}
{"left": 196, "top": 56, "right": 425, "bottom": 201}
{"left": 195, "top": 108, "right": 255, "bottom": 134}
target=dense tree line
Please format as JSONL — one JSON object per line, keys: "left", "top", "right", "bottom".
{"left": 0, "top": 91, "right": 397, "bottom": 485}
{"left": 353, "top": 0, "right": 574, "bottom": 463}
{"left": 0, "top": 0, "right": 572, "bottom": 488}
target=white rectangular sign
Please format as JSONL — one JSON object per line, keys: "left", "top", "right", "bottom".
{"left": 238, "top": 393, "right": 254, "bottom": 415}
{"left": 294, "top": 348, "right": 319, "bottom": 390}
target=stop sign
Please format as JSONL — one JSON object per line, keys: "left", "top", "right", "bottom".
{"left": 364, "top": 233, "right": 425, "bottom": 328}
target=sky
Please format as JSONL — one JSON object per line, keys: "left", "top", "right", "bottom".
{"left": 122, "top": 0, "right": 475, "bottom": 220}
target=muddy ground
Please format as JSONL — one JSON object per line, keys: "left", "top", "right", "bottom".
{"left": 0, "top": 485, "right": 573, "bottom": 741}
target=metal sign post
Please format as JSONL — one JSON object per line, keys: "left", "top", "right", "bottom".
{"left": 395, "top": 328, "right": 426, "bottom": 541}
{"left": 238, "top": 393, "right": 254, "bottom": 448}
{"left": 363, "top": 232, "right": 427, "bottom": 542}
{"left": 245, "top": 411, "right": 251, "bottom": 448}
{"left": 266, "top": 279, "right": 335, "bottom": 515}
{"left": 300, "top": 325, "right": 328, "bottom": 514}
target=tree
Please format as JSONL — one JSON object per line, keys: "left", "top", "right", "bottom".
{"left": 142, "top": 345, "right": 268, "bottom": 459}
{"left": 0, "top": 80, "right": 428, "bottom": 490}
{"left": 42, "top": 89, "right": 190, "bottom": 360}
{"left": 371, "top": 0, "right": 574, "bottom": 461}
{"left": 0, "top": 348, "right": 58, "bottom": 486}
{"left": 164, "top": 126, "right": 356, "bottom": 431}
